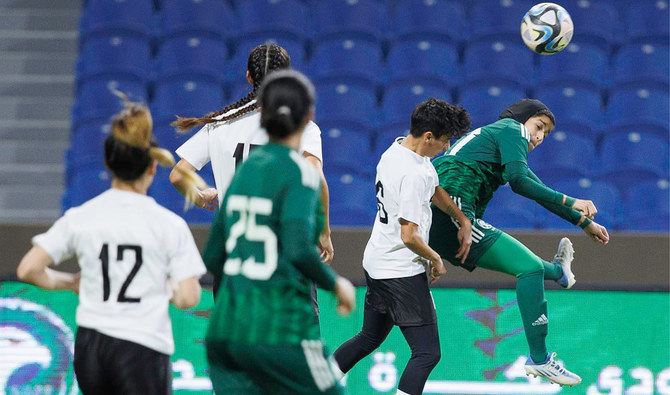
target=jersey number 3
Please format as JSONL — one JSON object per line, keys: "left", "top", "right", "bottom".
{"left": 224, "top": 195, "right": 278, "bottom": 281}
{"left": 99, "top": 244, "right": 143, "bottom": 303}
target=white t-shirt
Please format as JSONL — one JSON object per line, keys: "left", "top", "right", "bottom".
{"left": 363, "top": 138, "right": 440, "bottom": 280}
{"left": 32, "top": 189, "right": 206, "bottom": 355}
{"left": 176, "top": 101, "right": 323, "bottom": 204}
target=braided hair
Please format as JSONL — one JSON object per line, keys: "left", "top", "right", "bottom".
{"left": 171, "top": 43, "right": 291, "bottom": 132}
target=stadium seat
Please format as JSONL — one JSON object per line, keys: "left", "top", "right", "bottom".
{"left": 310, "top": 38, "right": 383, "bottom": 89}
{"left": 228, "top": 37, "right": 307, "bottom": 82}
{"left": 79, "top": 0, "right": 153, "bottom": 45}
{"left": 150, "top": 166, "right": 217, "bottom": 224}
{"left": 386, "top": 40, "right": 460, "bottom": 90}
{"left": 543, "top": 178, "right": 622, "bottom": 230}
{"left": 73, "top": 77, "right": 148, "bottom": 129}
{"left": 529, "top": 130, "right": 596, "bottom": 182}
{"left": 536, "top": 42, "right": 609, "bottom": 91}
{"left": 624, "top": 179, "right": 670, "bottom": 231}
{"left": 160, "top": 0, "right": 233, "bottom": 41}
{"left": 151, "top": 79, "right": 225, "bottom": 126}
{"left": 326, "top": 170, "right": 377, "bottom": 226}
{"left": 624, "top": 1, "right": 669, "bottom": 44}
{"left": 68, "top": 120, "right": 111, "bottom": 169}
{"left": 152, "top": 123, "right": 192, "bottom": 155}
{"left": 76, "top": 35, "right": 151, "bottom": 86}
{"left": 381, "top": 82, "right": 453, "bottom": 127}
{"left": 313, "top": 0, "right": 388, "bottom": 42}
{"left": 463, "top": 40, "right": 535, "bottom": 89}
{"left": 613, "top": 43, "right": 670, "bottom": 91}
{"left": 606, "top": 87, "right": 670, "bottom": 138}
{"left": 155, "top": 35, "right": 228, "bottom": 84}
{"left": 598, "top": 132, "right": 670, "bottom": 193}
{"left": 470, "top": 0, "right": 535, "bottom": 42}
{"left": 65, "top": 165, "right": 112, "bottom": 210}
{"left": 374, "top": 131, "right": 407, "bottom": 160}
{"left": 483, "top": 184, "right": 545, "bottom": 230}
{"left": 392, "top": 0, "right": 464, "bottom": 43}
{"left": 534, "top": 86, "right": 603, "bottom": 140}
{"left": 321, "top": 127, "right": 376, "bottom": 177}
{"left": 314, "top": 82, "right": 378, "bottom": 131}
{"left": 559, "top": 0, "right": 618, "bottom": 49}
{"left": 236, "top": 0, "right": 309, "bottom": 41}
{"left": 459, "top": 85, "right": 526, "bottom": 128}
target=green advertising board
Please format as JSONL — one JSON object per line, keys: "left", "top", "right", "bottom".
{"left": 1, "top": 282, "right": 668, "bottom": 394}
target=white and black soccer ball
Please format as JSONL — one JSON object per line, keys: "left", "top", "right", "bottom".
{"left": 521, "top": 2, "right": 574, "bottom": 55}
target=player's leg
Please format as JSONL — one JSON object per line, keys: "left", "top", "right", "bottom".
{"left": 73, "top": 327, "right": 114, "bottom": 395}
{"left": 206, "top": 341, "right": 263, "bottom": 394}
{"left": 397, "top": 323, "right": 441, "bottom": 395}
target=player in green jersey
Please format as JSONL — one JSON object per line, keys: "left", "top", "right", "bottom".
{"left": 202, "top": 70, "right": 355, "bottom": 395}
{"left": 429, "top": 99, "right": 610, "bottom": 387}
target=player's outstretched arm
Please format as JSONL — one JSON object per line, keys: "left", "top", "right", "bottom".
{"left": 169, "top": 159, "right": 219, "bottom": 210}
{"left": 582, "top": 220, "right": 610, "bottom": 245}
{"left": 570, "top": 198, "right": 597, "bottom": 219}
{"left": 400, "top": 219, "right": 446, "bottom": 283}
{"left": 304, "top": 153, "right": 334, "bottom": 264}
{"left": 432, "top": 186, "right": 472, "bottom": 264}
{"left": 17, "top": 246, "right": 80, "bottom": 293}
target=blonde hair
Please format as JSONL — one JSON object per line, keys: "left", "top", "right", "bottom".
{"left": 109, "top": 91, "right": 207, "bottom": 209}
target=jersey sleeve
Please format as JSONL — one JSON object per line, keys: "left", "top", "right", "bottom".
{"left": 167, "top": 219, "right": 207, "bottom": 282}
{"left": 175, "top": 126, "right": 211, "bottom": 171}
{"left": 31, "top": 212, "right": 75, "bottom": 265}
{"left": 397, "top": 174, "right": 427, "bottom": 226}
{"left": 498, "top": 120, "right": 530, "bottom": 165}
{"left": 299, "top": 121, "right": 323, "bottom": 163}
{"left": 202, "top": 204, "right": 227, "bottom": 285}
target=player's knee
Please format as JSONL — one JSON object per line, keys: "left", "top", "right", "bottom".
{"left": 414, "top": 347, "right": 441, "bottom": 368}
{"left": 517, "top": 259, "right": 544, "bottom": 278}
{"left": 358, "top": 331, "right": 386, "bottom": 352}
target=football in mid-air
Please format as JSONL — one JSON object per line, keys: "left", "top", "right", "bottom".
{"left": 521, "top": 2, "right": 574, "bottom": 55}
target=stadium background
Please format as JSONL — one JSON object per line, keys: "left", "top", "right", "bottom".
{"left": 0, "top": 0, "right": 668, "bottom": 394}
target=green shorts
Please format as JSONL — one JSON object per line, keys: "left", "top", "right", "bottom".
{"left": 207, "top": 340, "right": 343, "bottom": 395}
{"left": 429, "top": 204, "right": 502, "bottom": 271}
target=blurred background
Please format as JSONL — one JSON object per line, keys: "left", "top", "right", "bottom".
{"left": 0, "top": 0, "right": 667, "bottom": 394}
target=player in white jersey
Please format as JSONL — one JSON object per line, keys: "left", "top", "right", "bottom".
{"left": 17, "top": 95, "right": 207, "bottom": 395}
{"left": 333, "top": 99, "right": 473, "bottom": 395}
{"left": 169, "top": 43, "right": 334, "bottom": 265}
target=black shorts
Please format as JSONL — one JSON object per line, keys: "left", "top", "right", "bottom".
{"left": 364, "top": 271, "right": 437, "bottom": 327}
{"left": 74, "top": 327, "right": 172, "bottom": 395}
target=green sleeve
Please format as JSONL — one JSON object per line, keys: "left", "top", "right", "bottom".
{"left": 281, "top": 180, "right": 337, "bottom": 292}
{"left": 525, "top": 169, "right": 587, "bottom": 226}
{"left": 202, "top": 206, "right": 227, "bottom": 289}
{"left": 505, "top": 161, "right": 565, "bottom": 204}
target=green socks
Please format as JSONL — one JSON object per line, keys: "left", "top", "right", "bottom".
{"left": 542, "top": 259, "right": 563, "bottom": 281}
{"left": 517, "top": 271, "right": 549, "bottom": 363}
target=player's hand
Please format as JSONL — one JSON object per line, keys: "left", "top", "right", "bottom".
{"left": 197, "top": 188, "right": 219, "bottom": 211}
{"left": 318, "top": 232, "right": 334, "bottom": 265}
{"left": 571, "top": 199, "right": 597, "bottom": 219}
{"left": 584, "top": 221, "right": 610, "bottom": 245}
{"left": 428, "top": 257, "right": 447, "bottom": 285}
{"left": 70, "top": 272, "right": 81, "bottom": 295}
{"left": 455, "top": 218, "right": 473, "bottom": 264}
{"left": 334, "top": 277, "right": 355, "bottom": 316}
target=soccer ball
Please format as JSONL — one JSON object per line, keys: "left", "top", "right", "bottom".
{"left": 521, "top": 2, "right": 574, "bottom": 55}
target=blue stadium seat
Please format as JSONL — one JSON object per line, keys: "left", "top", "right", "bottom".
{"left": 624, "top": 1, "right": 669, "bottom": 44}
{"left": 374, "top": 131, "right": 406, "bottom": 160}
{"left": 326, "top": 170, "right": 377, "bottom": 226}
{"left": 459, "top": 85, "right": 526, "bottom": 128}
{"left": 534, "top": 86, "right": 603, "bottom": 140}
{"left": 65, "top": 165, "right": 112, "bottom": 210}
{"left": 392, "top": 0, "right": 464, "bottom": 43}
{"left": 153, "top": 123, "right": 192, "bottom": 155}
{"left": 559, "top": 0, "right": 618, "bottom": 49}
{"left": 536, "top": 42, "right": 608, "bottom": 91}
{"left": 321, "top": 127, "right": 376, "bottom": 177}
{"left": 236, "top": 0, "right": 309, "bottom": 41}
{"left": 313, "top": 0, "right": 388, "bottom": 42}
{"left": 228, "top": 37, "right": 307, "bottom": 82}
{"left": 73, "top": 77, "right": 148, "bottom": 129}
{"left": 624, "top": 179, "right": 670, "bottom": 231}
{"left": 310, "top": 38, "right": 383, "bottom": 89}
{"left": 470, "top": 0, "right": 535, "bottom": 42}
{"left": 76, "top": 35, "right": 151, "bottom": 86}
{"left": 68, "top": 120, "right": 110, "bottom": 169}
{"left": 386, "top": 40, "right": 460, "bottom": 89}
{"left": 155, "top": 35, "right": 228, "bottom": 84}
{"left": 606, "top": 87, "right": 670, "bottom": 138}
{"left": 381, "top": 82, "right": 453, "bottom": 127}
{"left": 79, "top": 0, "right": 153, "bottom": 45}
{"left": 598, "top": 132, "right": 670, "bottom": 193}
{"left": 483, "top": 184, "right": 544, "bottom": 230}
{"left": 613, "top": 43, "right": 670, "bottom": 91}
{"left": 314, "top": 82, "right": 378, "bottom": 131}
{"left": 151, "top": 79, "right": 225, "bottom": 126}
{"left": 150, "top": 166, "right": 217, "bottom": 224}
{"left": 529, "top": 130, "right": 596, "bottom": 182}
{"left": 543, "top": 178, "right": 622, "bottom": 230}
{"left": 160, "top": 0, "right": 233, "bottom": 41}
{"left": 463, "top": 40, "right": 535, "bottom": 89}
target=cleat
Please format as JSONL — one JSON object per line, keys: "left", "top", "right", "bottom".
{"left": 524, "top": 352, "right": 582, "bottom": 386}
{"left": 554, "top": 237, "right": 576, "bottom": 289}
